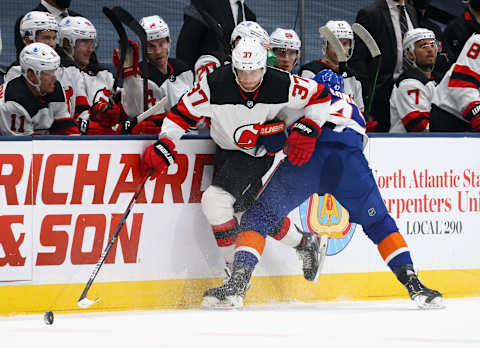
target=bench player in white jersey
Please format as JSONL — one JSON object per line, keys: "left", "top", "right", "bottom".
{"left": 390, "top": 28, "right": 438, "bottom": 133}
{"left": 0, "top": 43, "right": 78, "bottom": 136}
{"left": 269, "top": 28, "right": 301, "bottom": 73}
{"left": 140, "top": 37, "right": 332, "bottom": 286}
{"left": 119, "top": 15, "right": 194, "bottom": 134}
{"left": 300, "top": 20, "right": 364, "bottom": 114}
{"left": 59, "top": 16, "right": 122, "bottom": 135}
{"left": 430, "top": 33, "right": 480, "bottom": 132}
{"left": 5, "top": 11, "right": 59, "bottom": 82}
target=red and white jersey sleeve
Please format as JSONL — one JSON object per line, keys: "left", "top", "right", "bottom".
{"left": 432, "top": 34, "right": 480, "bottom": 122}
{"left": 390, "top": 78, "right": 435, "bottom": 132}
{"left": 0, "top": 86, "right": 31, "bottom": 135}
{"left": 194, "top": 54, "right": 222, "bottom": 83}
{"left": 55, "top": 66, "right": 90, "bottom": 119}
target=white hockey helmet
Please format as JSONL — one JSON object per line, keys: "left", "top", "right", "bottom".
{"left": 323, "top": 20, "right": 354, "bottom": 59}
{"left": 270, "top": 28, "right": 301, "bottom": 51}
{"left": 20, "top": 42, "right": 60, "bottom": 93}
{"left": 230, "top": 21, "right": 269, "bottom": 47}
{"left": 403, "top": 28, "right": 436, "bottom": 55}
{"left": 231, "top": 37, "right": 267, "bottom": 91}
{"left": 58, "top": 16, "right": 97, "bottom": 49}
{"left": 140, "top": 15, "right": 170, "bottom": 41}
{"left": 20, "top": 11, "right": 58, "bottom": 44}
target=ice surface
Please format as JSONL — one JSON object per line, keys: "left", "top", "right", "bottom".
{"left": 1, "top": 298, "right": 479, "bottom": 348}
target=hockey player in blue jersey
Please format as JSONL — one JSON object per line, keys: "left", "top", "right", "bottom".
{"left": 201, "top": 68, "right": 444, "bottom": 310}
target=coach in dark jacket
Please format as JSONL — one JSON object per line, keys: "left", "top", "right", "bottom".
{"left": 350, "top": 0, "right": 418, "bottom": 132}
{"left": 176, "top": 0, "right": 256, "bottom": 68}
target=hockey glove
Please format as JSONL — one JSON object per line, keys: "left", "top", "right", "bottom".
{"left": 285, "top": 118, "right": 321, "bottom": 166}
{"left": 466, "top": 103, "right": 480, "bottom": 132}
{"left": 141, "top": 137, "right": 177, "bottom": 179}
{"left": 131, "top": 114, "right": 165, "bottom": 135}
{"left": 256, "top": 119, "right": 287, "bottom": 155}
{"left": 90, "top": 101, "right": 122, "bottom": 128}
{"left": 113, "top": 39, "right": 141, "bottom": 77}
{"left": 365, "top": 115, "right": 378, "bottom": 133}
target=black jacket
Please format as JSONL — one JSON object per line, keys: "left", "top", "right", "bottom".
{"left": 175, "top": 0, "right": 255, "bottom": 68}
{"left": 443, "top": 7, "right": 480, "bottom": 63}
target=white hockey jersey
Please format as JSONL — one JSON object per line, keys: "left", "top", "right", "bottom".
{"left": 390, "top": 67, "right": 436, "bottom": 132}
{"left": 5, "top": 60, "right": 90, "bottom": 120}
{"left": 0, "top": 76, "right": 78, "bottom": 135}
{"left": 432, "top": 34, "right": 480, "bottom": 124}
{"left": 300, "top": 59, "right": 364, "bottom": 113}
{"left": 161, "top": 66, "right": 337, "bottom": 157}
{"left": 81, "top": 64, "right": 115, "bottom": 108}
{"left": 122, "top": 58, "right": 194, "bottom": 117}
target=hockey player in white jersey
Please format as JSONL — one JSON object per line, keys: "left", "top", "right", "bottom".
{"left": 300, "top": 20, "right": 364, "bottom": 114}
{"left": 430, "top": 33, "right": 480, "bottom": 132}
{"left": 390, "top": 28, "right": 438, "bottom": 133}
{"left": 119, "top": 15, "right": 194, "bottom": 134}
{"left": 59, "top": 16, "right": 123, "bottom": 135}
{"left": 269, "top": 28, "right": 301, "bottom": 73}
{"left": 5, "top": 11, "right": 59, "bottom": 82}
{"left": 140, "top": 37, "right": 332, "bottom": 289}
{"left": 0, "top": 43, "right": 78, "bottom": 135}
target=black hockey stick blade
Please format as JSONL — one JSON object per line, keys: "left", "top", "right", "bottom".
{"left": 111, "top": 6, "right": 149, "bottom": 111}
{"left": 103, "top": 7, "right": 128, "bottom": 99}
{"left": 77, "top": 172, "right": 150, "bottom": 309}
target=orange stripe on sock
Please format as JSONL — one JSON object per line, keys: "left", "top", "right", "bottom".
{"left": 235, "top": 231, "right": 266, "bottom": 256}
{"left": 378, "top": 232, "right": 408, "bottom": 261}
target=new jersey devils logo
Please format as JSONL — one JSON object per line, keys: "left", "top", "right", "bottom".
{"left": 234, "top": 124, "right": 262, "bottom": 149}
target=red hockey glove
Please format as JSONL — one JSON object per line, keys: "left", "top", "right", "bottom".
{"left": 141, "top": 137, "right": 177, "bottom": 179}
{"left": 256, "top": 119, "right": 287, "bottom": 155}
{"left": 285, "top": 118, "right": 321, "bottom": 166}
{"left": 131, "top": 114, "right": 166, "bottom": 135}
{"left": 113, "top": 39, "right": 141, "bottom": 77}
{"left": 90, "top": 101, "right": 122, "bottom": 128}
{"left": 466, "top": 103, "right": 480, "bottom": 131}
{"left": 365, "top": 115, "right": 378, "bottom": 133}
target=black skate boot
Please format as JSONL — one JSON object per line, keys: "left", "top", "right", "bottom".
{"left": 395, "top": 265, "right": 444, "bottom": 309}
{"left": 201, "top": 263, "right": 253, "bottom": 309}
{"left": 295, "top": 227, "right": 328, "bottom": 282}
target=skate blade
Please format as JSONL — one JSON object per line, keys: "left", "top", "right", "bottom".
{"left": 414, "top": 295, "right": 445, "bottom": 310}
{"left": 312, "top": 235, "right": 329, "bottom": 283}
{"left": 200, "top": 295, "right": 244, "bottom": 309}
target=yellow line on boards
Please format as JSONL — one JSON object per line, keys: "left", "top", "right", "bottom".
{"left": 0, "top": 269, "right": 478, "bottom": 315}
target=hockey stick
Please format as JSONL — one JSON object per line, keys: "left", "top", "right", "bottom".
{"left": 103, "top": 7, "right": 128, "bottom": 104}
{"left": 112, "top": 6, "right": 149, "bottom": 112}
{"left": 136, "top": 96, "right": 167, "bottom": 123}
{"left": 319, "top": 26, "right": 348, "bottom": 73}
{"left": 77, "top": 172, "right": 150, "bottom": 309}
{"left": 351, "top": 23, "right": 381, "bottom": 117}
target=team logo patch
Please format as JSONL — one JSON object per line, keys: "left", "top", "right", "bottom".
{"left": 368, "top": 208, "right": 376, "bottom": 216}
{"left": 299, "top": 193, "right": 356, "bottom": 256}
{"left": 246, "top": 100, "right": 254, "bottom": 108}
{"left": 233, "top": 123, "right": 262, "bottom": 149}
{"left": 169, "top": 75, "right": 176, "bottom": 82}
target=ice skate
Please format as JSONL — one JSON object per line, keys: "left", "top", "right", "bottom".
{"left": 295, "top": 227, "right": 328, "bottom": 282}
{"left": 201, "top": 264, "right": 253, "bottom": 309}
{"left": 396, "top": 266, "right": 444, "bottom": 309}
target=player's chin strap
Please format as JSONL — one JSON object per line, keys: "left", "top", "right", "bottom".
{"left": 24, "top": 69, "right": 46, "bottom": 96}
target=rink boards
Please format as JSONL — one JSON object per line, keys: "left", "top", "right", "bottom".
{"left": 1, "top": 135, "right": 480, "bottom": 314}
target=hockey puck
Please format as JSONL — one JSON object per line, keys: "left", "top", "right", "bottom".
{"left": 44, "top": 310, "right": 54, "bottom": 325}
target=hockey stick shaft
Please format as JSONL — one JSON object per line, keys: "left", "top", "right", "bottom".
{"left": 136, "top": 96, "right": 167, "bottom": 123}
{"left": 77, "top": 172, "right": 150, "bottom": 308}
{"left": 103, "top": 7, "right": 128, "bottom": 100}
{"left": 351, "top": 23, "right": 381, "bottom": 117}
{"left": 112, "top": 6, "right": 149, "bottom": 112}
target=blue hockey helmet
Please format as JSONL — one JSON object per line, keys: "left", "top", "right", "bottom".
{"left": 313, "top": 69, "right": 344, "bottom": 93}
